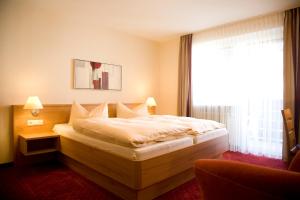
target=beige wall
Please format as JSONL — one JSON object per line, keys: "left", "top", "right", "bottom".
{"left": 157, "top": 38, "right": 180, "bottom": 115}
{"left": 0, "top": 1, "right": 159, "bottom": 163}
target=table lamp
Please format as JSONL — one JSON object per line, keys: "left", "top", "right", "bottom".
{"left": 146, "top": 97, "right": 157, "bottom": 115}
{"left": 24, "top": 96, "right": 43, "bottom": 117}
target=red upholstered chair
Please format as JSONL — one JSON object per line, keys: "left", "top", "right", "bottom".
{"left": 195, "top": 151, "right": 300, "bottom": 200}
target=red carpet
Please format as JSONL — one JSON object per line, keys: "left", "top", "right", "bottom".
{"left": 0, "top": 151, "right": 287, "bottom": 200}
{"left": 222, "top": 151, "right": 288, "bottom": 169}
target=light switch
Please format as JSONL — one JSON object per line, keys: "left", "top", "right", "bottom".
{"left": 27, "top": 119, "right": 44, "bottom": 126}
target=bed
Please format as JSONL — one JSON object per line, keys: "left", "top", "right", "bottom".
{"left": 54, "top": 123, "right": 195, "bottom": 161}
{"left": 13, "top": 103, "right": 229, "bottom": 200}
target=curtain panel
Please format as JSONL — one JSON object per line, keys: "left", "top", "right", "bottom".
{"left": 284, "top": 8, "right": 300, "bottom": 146}
{"left": 178, "top": 34, "right": 192, "bottom": 116}
{"left": 191, "top": 13, "right": 284, "bottom": 158}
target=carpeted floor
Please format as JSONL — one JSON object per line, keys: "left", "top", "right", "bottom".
{"left": 0, "top": 151, "right": 287, "bottom": 200}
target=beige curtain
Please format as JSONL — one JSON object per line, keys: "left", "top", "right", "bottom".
{"left": 178, "top": 34, "right": 192, "bottom": 116}
{"left": 283, "top": 7, "right": 300, "bottom": 161}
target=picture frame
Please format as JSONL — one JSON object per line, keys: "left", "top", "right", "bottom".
{"left": 73, "top": 59, "right": 122, "bottom": 91}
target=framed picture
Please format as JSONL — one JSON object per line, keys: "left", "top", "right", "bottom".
{"left": 73, "top": 59, "right": 122, "bottom": 90}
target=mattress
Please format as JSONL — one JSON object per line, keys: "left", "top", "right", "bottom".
{"left": 193, "top": 128, "right": 228, "bottom": 144}
{"left": 53, "top": 124, "right": 194, "bottom": 161}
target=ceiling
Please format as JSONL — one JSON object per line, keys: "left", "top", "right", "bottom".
{"left": 24, "top": 0, "right": 300, "bottom": 42}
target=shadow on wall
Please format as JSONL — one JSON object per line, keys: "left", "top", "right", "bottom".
{"left": 0, "top": 106, "right": 14, "bottom": 164}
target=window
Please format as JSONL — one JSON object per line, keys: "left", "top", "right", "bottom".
{"left": 191, "top": 14, "right": 283, "bottom": 158}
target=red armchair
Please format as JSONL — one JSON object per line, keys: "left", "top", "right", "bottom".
{"left": 195, "top": 151, "right": 300, "bottom": 200}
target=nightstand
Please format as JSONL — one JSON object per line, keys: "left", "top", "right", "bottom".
{"left": 19, "top": 132, "right": 60, "bottom": 156}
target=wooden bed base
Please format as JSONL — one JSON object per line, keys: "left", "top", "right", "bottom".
{"left": 58, "top": 134, "right": 229, "bottom": 200}
{"left": 13, "top": 103, "right": 229, "bottom": 200}
{"left": 58, "top": 154, "right": 195, "bottom": 200}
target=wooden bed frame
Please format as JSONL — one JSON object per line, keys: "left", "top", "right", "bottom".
{"left": 13, "top": 104, "right": 229, "bottom": 200}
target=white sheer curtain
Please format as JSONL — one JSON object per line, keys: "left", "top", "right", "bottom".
{"left": 192, "top": 13, "right": 284, "bottom": 158}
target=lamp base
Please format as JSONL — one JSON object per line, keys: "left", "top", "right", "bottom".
{"left": 31, "top": 109, "right": 40, "bottom": 117}
{"left": 148, "top": 106, "right": 156, "bottom": 115}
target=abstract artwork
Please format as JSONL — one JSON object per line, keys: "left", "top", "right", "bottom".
{"left": 74, "top": 59, "right": 122, "bottom": 90}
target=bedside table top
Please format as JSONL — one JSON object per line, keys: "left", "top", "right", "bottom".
{"left": 19, "top": 132, "right": 59, "bottom": 140}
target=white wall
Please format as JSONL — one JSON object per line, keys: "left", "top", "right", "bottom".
{"left": 157, "top": 38, "right": 180, "bottom": 115}
{"left": 0, "top": 0, "right": 159, "bottom": 163}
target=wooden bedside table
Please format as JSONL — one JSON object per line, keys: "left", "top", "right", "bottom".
{"left": 19, "top": 132, "right": 60, "bottom": 156}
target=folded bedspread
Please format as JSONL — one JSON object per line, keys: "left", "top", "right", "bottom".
{"left": 73, "top": 115, "right": 225, "bottom": 148}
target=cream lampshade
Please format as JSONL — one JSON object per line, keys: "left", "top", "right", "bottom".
{"left": 146, "top": 97, "right": 157, "bottom": 107}
{"left": 24, "top": 96, "right": 43, "bottom": 117}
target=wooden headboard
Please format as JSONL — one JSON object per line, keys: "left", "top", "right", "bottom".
{"left": 12, "top": 103, "right": 141, "bottom": 154}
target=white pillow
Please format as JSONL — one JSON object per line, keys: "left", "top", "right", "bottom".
{"left": 132, "top": 103, "right": 149, "bottom": 116}
{"left": 89, "top": 103, "right": 109, "bottom": 118}
{"left": 116, "top": 102, "right": 149, "bottom": 118}
{"left": 68, "top": 102, "right": 108, "bottom": 125}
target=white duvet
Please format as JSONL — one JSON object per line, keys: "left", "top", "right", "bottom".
{"left": 72, "top": 115, "right": 225, "bottom": 148}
